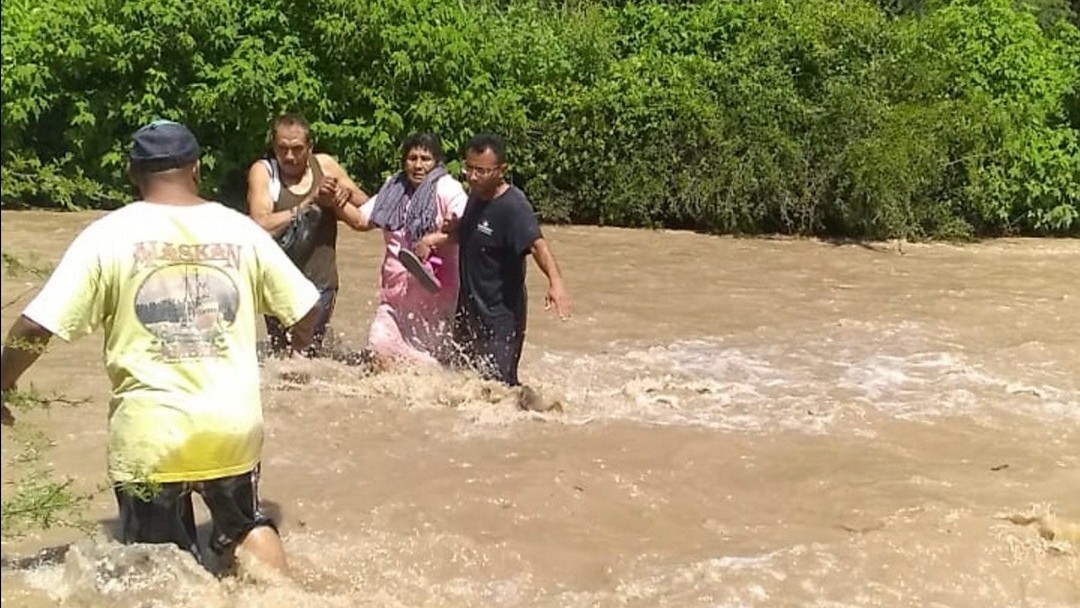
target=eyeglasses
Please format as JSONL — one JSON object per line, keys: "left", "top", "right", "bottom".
{"left": 462, "top": 164, "right": 502, "bottom": 178}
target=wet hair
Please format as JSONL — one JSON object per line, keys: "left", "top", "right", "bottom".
{"left": 267, "top": 112, "right": 313, "bottom": 148}
{"left": 400, "top": 132, "right": 445, "bottom": 164}
{"left": 464, "top": 133, "right": 507, "bottom": 164}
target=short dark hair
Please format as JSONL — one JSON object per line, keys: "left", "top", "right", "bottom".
{"left": 269, "top": 113, "right": 313, "bottom": 146}
{"left": 465, "top": 133, "right": 507, "bottom": 164}
{"left": 400, "top": 132, "right": 445, "bottom": 163}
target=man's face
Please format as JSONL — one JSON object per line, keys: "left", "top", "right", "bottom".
{"left": 403, "top": 146, "right": 437, "bottom": 187}
{"left": 463, "top": 148, "right": 505, "bottom": 199}
{"left": 272, "top": 124, "right": 311, "bottom": 180}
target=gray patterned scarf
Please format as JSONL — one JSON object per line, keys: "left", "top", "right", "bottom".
{"left": 369, "top": 164, "right": 448, "bottom": 247}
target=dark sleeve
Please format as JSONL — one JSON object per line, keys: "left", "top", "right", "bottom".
{"left": 508, "top": 197, "right": 542, "bottom": 257}
{"left": 459, "top": 198, "right": 478, "bottom": 234}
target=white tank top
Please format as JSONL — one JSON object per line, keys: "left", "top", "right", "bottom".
{"left": 259, "top": 158, "right": 283, "bottom": 203}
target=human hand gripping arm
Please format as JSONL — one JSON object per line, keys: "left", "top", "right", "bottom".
{"left": 414, "top": 230, "right": 453, "bottom": 261}
{"left": 414, "top": 211, "right": 463, "bottom": 259}
{"left": 316, "top": 155, "right": 373, "bottom": 231}
{"left": 317, "top": 155, "right": 369, "bottom": 209}
{"left": 1, "top": 316, "right": 55, "bottom": 426}
{"left": 530, "top": 237, "right": 571, "bottom": 320}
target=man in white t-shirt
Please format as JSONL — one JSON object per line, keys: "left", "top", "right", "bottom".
{"left": 0, "top": 120, "right": 319, "bottom": 576}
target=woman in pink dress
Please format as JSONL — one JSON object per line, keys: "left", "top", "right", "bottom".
{"left": 349, "top": 133, "right": 467, "bottom": 368}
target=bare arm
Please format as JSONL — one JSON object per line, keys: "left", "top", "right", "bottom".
{"left": 316, "top": 154, "right": 369, "bottom": 208}
{"left": 287, "top": 306, "right": 320, "bottom": 354}
{"left": 1, "top": 316, "right": 55, "bottom": 425}
{"left": 414, "top": 230, "right": 453, "bottom": 259}
{"left": 333, "top": 199, "right": 376, "bottom": 232}
{"left": 530, "top": 237, "right": 571, "bottom": 319}
{"left": 415, "top": 196, "right": 463, "bottom": 257}
{"left": 429, "top": 213, "right": 463, "bottom": 247}
{"left": 247, "top": 162, "right": 297, "bottom": 236}
{"left": 314, "top": 154, "right": 374, "bottom": 231}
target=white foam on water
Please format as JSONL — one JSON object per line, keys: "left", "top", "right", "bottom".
{"left": 8, "top": 488, "right": 1077, "bottom": 608}
{"left": 260, "top": 319, "right": 1077, "bottom": 437}
{"left": 15, "top": 529, "right": 538, "bottom": 608}
{"left": 261, "top": 357, "right": 542, "bottom": 439}
{"left": 536, "top": 506, "right": 1078, "bottom": 608}
{"left": 15, "top": 528, "right": 1072, "bottom": 608}
{"left": 525, "top": 320, "right": 1079, "bottom": 435}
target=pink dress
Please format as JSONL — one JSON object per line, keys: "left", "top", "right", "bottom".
{"left": 360, "top": 175, "right": 468, "bottom": 364}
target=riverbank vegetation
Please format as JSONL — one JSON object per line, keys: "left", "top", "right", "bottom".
{"left": 2, "top": 0, "right": 1077, "bottom": 238}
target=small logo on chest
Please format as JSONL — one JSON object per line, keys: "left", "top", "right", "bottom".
{"left": 477, "top": 220, "right": 493, "bottom": 236}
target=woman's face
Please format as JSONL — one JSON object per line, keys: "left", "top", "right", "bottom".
{"left": 403, "top": 146, "right": 437, "bottom": 187}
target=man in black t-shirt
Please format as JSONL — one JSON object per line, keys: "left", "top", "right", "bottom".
{"left": 450, "top": 133, "right": 571, "bottom": 393}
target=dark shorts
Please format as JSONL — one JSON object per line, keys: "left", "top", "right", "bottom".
{"left": 266, "top": 287, "right": 337, "bottom": 356}
{"left": 453, "top": 310, "right": 526, "bottom": 386}
{"left": 113, "top": 466, "right": 274, "bottom": 563}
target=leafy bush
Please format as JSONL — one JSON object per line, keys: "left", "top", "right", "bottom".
{"left": 2, "top": 0, "right": 1077, "bottom": 237}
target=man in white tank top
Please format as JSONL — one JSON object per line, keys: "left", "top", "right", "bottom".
{"left": 246, "top": 113, "right": 369, "bottom": 356}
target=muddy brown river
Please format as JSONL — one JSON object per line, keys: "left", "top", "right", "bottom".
{"left": 1, "top": 209, "right": 1077, "bottom": 607}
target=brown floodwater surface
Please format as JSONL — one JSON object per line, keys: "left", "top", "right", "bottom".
{"left": 1, "top": 209, "right": 1077, "bottom": 607}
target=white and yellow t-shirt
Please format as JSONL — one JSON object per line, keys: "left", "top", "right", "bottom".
{"left": 23, "top": 202, "right": 319, "bottom": 483}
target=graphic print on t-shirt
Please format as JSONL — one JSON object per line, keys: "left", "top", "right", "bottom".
{"left": 133, "top": 242, "right": 240, "bottom": 360}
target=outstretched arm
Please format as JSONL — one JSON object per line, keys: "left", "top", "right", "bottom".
{"left": 316, "top": 154, "right": 374, "bottom": 231}
{"left": 317, "top": 154, "right": 369, "bottom": 208}
{"left": 287, "top": 306, "right": 320, "bottom": 354}
{"left": 334, "top": 201, "right": 375, "bottom": 232}
{"left": 1, "top": 316, "right": 55, "bottom": 425}
{"left": 529, "top": 237, "right": 571, "bottom": 319}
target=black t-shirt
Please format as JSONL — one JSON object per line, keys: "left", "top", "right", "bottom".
{"left": 457, "top": 186, "right": 542, "bottom": 326}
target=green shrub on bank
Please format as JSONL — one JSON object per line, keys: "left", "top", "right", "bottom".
{"left": 2, "top": 0, "right": 1077, "bottom": 238}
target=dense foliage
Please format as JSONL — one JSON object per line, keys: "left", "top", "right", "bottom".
{"left": 2, "top": 0, "right": 1078, "bottom": 238}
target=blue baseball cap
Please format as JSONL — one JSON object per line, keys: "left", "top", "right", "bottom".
{"left": 129, "top": 120, "right": 200, "bottom": 171}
